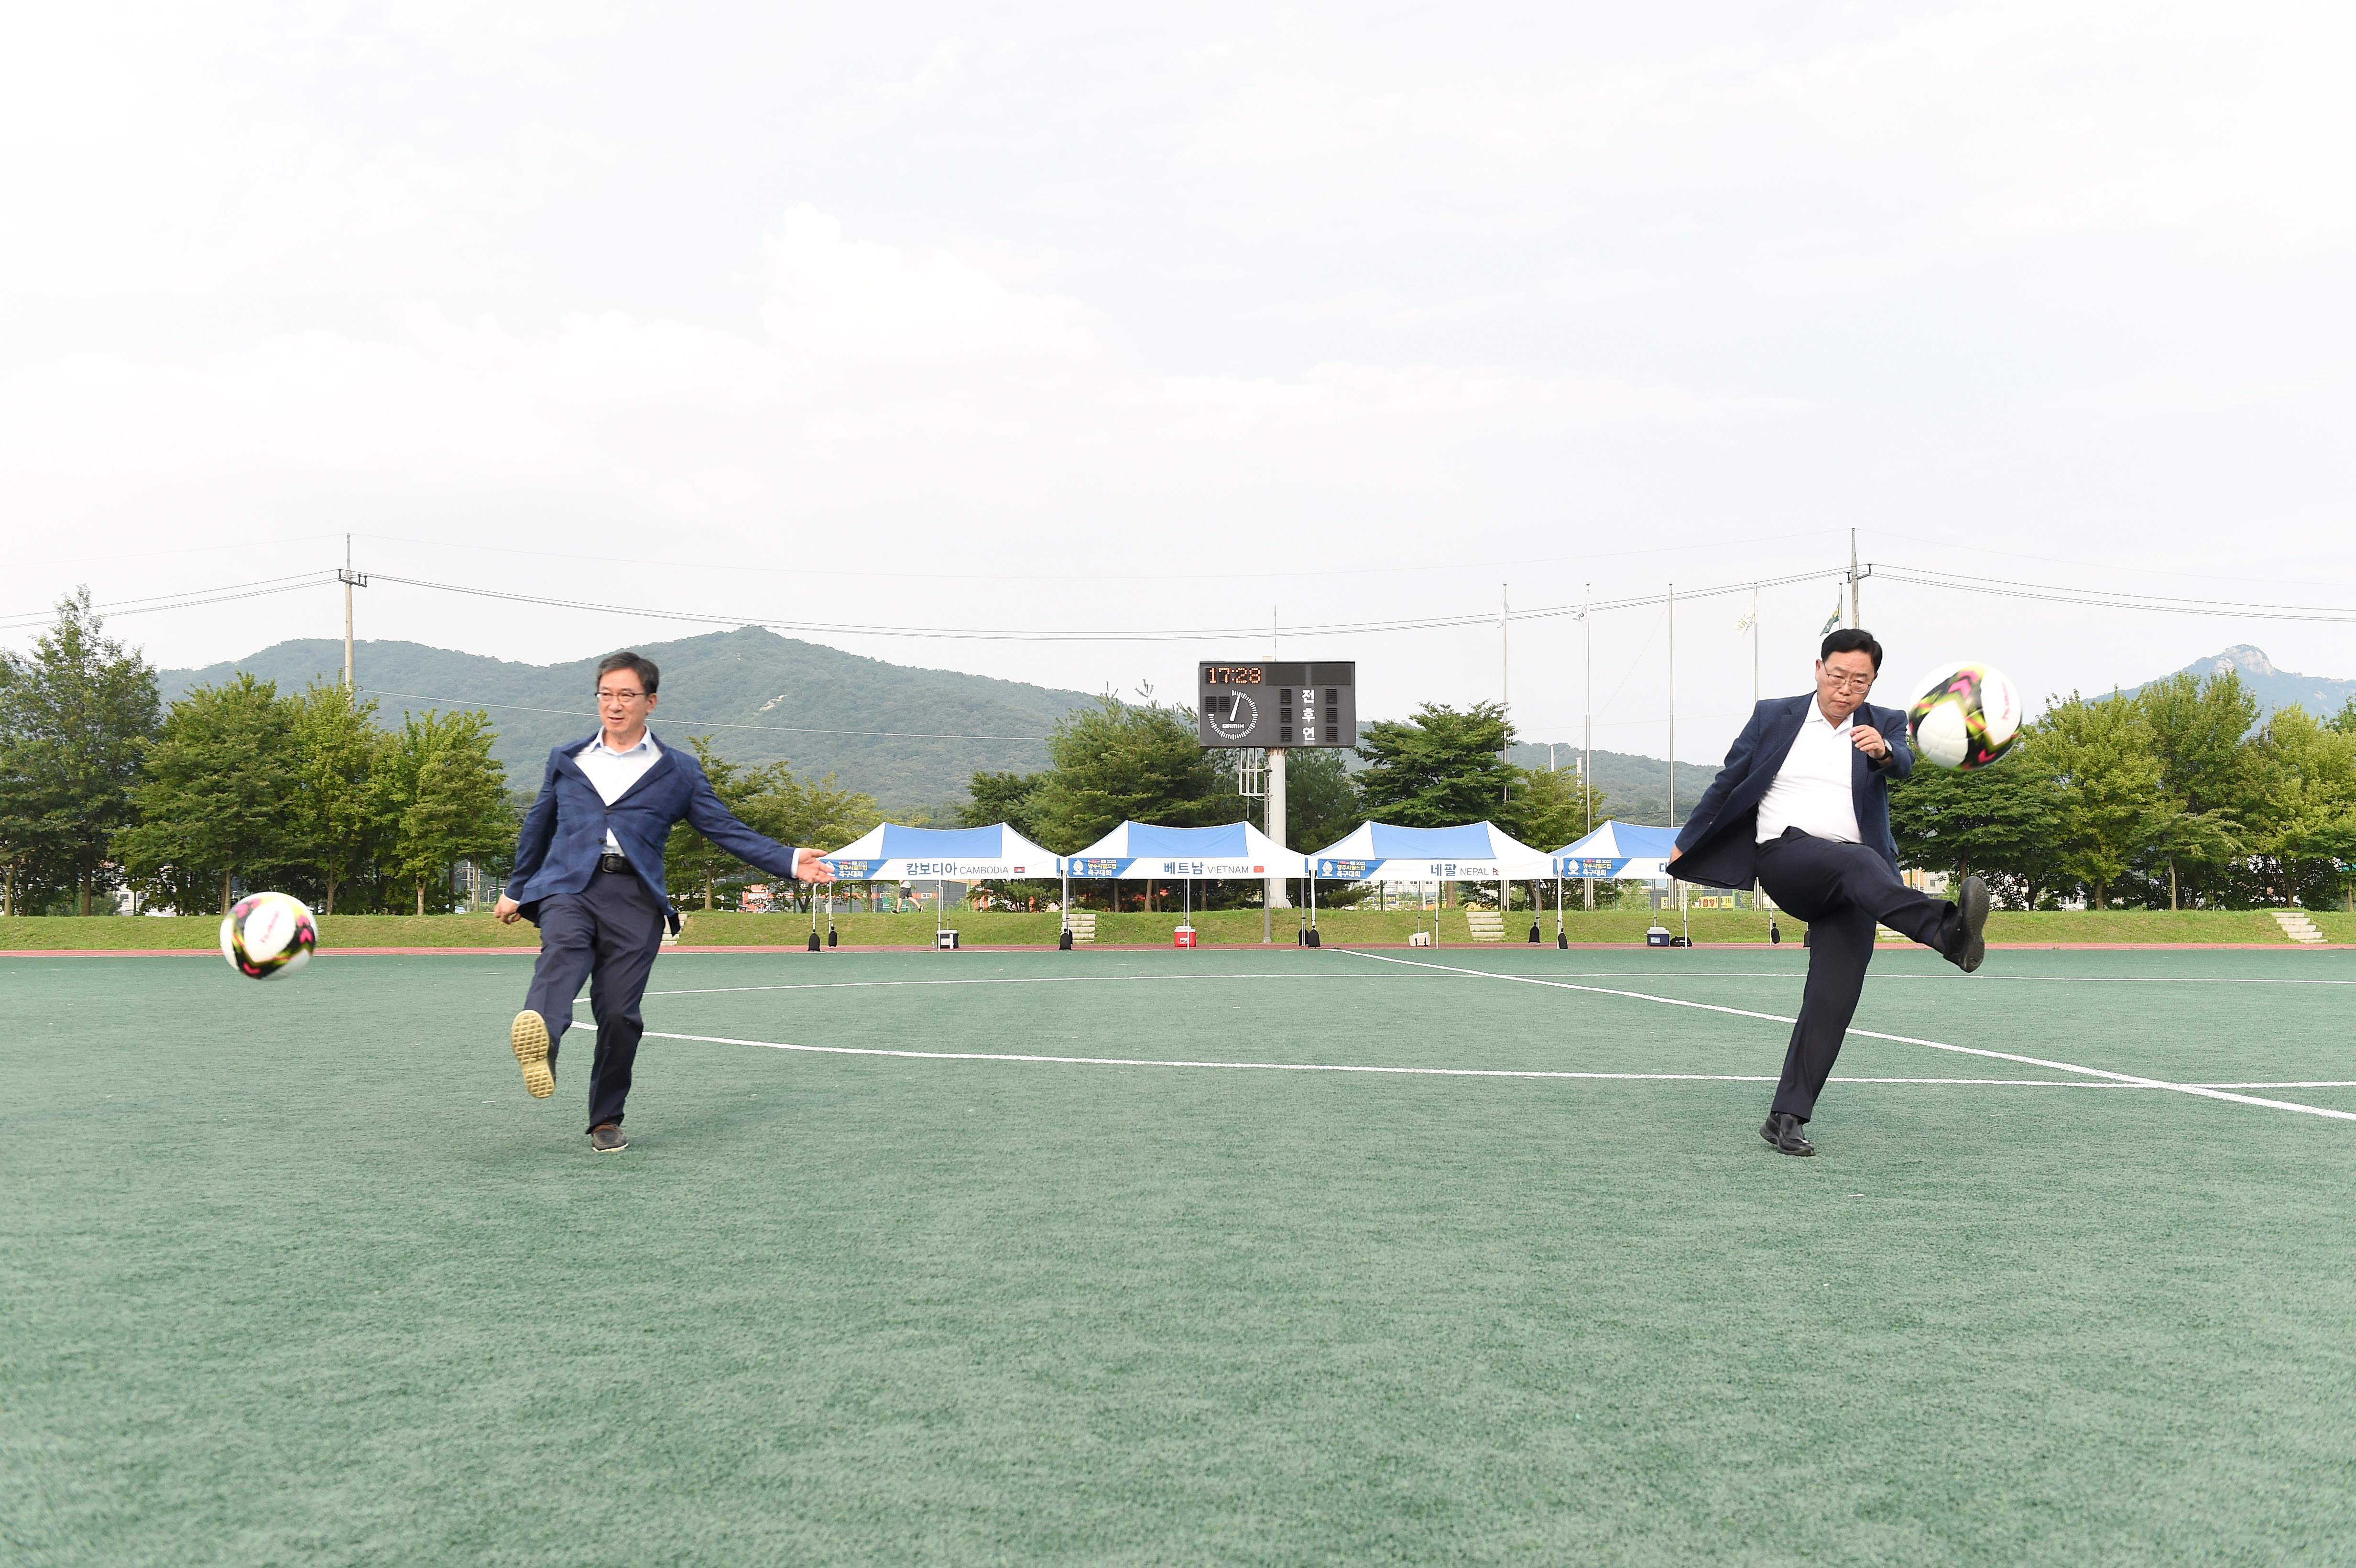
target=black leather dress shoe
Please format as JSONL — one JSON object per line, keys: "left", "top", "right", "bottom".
{"left": 1943, "top": 874, "right": 1991, "bottom": 973}
{"left": 1759, "top": 1113, "right": 1815, "bottom": 1156}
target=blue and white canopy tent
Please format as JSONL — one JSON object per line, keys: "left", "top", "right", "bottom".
{"left": 1307, "top": 820, "right": 1554, "bottom": 943}
{"left": 1550, "top": 820, "right": 1681, "bottom": 883}
{"left": 820, "top": 822, "right": 1062, "bottom": 947}
{"left": 1061, "top": 821, "right": 1308, "bottom": 942}
{"left": 1553, "top": 819, "right": 1689, "bottom": 945}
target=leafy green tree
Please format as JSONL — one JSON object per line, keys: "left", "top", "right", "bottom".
{"left": 2243, "top": 705, "right": 2356, "bottom": 910}
{"left": 0, "top": 662, "right": 66, "bottom": 916}
{"left": 2136, "top": 669, "right": 2259, "bottom": 907}
{"left": 736, "top": 766, "right": 879, "bottom": 855}
{"left": 287, "top": 682, "right": 392, "bottom": 914}
{"left": 2034, "top": 692, "right": 2164, "bottom": 909}
{"left": 1354, "top": 702, "right": 1516, "bottom": 828}
{"left": 663, "top": 739, "right": 757, "bottom": 909}
{"left": 382, "top": 708, "right": 511, "bottom": 915}
{"left": 961, "top": 769, "right": 1050, "bottom": 841}
{"left": 2141, "top": 802, "right": 2242, "bottom": 910}
{"left": 117, "top": 674, "right": 299, "bottom": 914}
{"left": 1891, "top": 750, "right": 2065, "bottom": 910}
{"left": 1279, "top": 746, "right": 1365, "bottom": 856}
{"left": 1029, "top": 695, "right": 1240, "bottom": 852}
{"left": 0, "top": 589, "right": 162, "bottom": 914}
{"left": 663, "top": 736, "right": 882, "bottom": 908}
{"left": 1505, "top": 762, "right": 1603, "bottom": 854}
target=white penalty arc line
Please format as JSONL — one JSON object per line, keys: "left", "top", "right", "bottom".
{"left": 1334, "top": 949, "right": 2356, "bottom": 1124}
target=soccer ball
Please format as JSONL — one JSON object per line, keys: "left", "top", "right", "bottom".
{"left": 219, "top": 891, "right": 318, "bottom": 979}
{"left": 1907, "top": 664, "right": 2023, "bottom": 770}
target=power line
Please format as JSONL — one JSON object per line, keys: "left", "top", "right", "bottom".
{"left": 27, "top": 553, "right": 2356, "bottom": 647}
{"left": 1878, "top": 566, "right": 2356, "bottom": 624}
{"left": 356, "top": 689, "right": 1051, "bottom": 743}
{"left": 0, "top": 573, "right": 337, "bottom": 632}
{"left": 351, "top": 525, "right": 1850, "bottom": 587}
{"left": 364, "top": 566, "right": 1843, "bottom": 642}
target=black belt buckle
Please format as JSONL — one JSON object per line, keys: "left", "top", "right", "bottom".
{"left": 599, "top": 852, "right": 631, "bottom": 875}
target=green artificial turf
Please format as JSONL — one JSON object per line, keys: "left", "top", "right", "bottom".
{"left": 6, "top": 947, "right": 2355, "bottom": 1565}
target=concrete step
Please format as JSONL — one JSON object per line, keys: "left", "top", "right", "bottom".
{"left": 2274, "top": 910, "right": 2326, "bottom": 944}
{"left": 1065, "top": 911, "right": 1098, "bottom": 944}
{"left": 1464, "top": 911, "right": 1506, "bottom": 941}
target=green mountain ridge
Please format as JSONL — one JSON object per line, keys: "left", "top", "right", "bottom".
{"left": 159, "top": 628, "right": 1101, "bottom": 809}
{"left": 1506, "top": 744, "right": 1713, "bottom": 828}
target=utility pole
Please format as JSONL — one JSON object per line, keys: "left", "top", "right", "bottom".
{"left": 1499, "top": 582, "right": 1510, "bottom": 802}
{"left": 1582, "top": 583, "right": 1593, "bottom": 910}
{"left": 1751, "top": 583, "right": 1760, "bottom": 704}
{"left": 1667, "top": 581, "right": 1676, "bottom": 828}
{"left": 338, "top": 534, "right": 369, "bottom": 692}
{"left": 1850, "top": 527, "right": 1861, "bottom": 628}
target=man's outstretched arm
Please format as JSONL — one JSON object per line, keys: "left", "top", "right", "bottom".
{"left": 683, "top": 772, "right": 836, "bottom": 883}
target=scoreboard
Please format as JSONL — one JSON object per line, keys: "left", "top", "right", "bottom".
{"left": 1197, "top": 661, "right": 1357, "bottom": 749}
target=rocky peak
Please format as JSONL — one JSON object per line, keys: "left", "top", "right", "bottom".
{"left": 2202, "top": 645, "right": 2277, "bottom": 677}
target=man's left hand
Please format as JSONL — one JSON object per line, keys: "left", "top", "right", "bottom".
{"left": 1851, "top": 725, "right": 1890, "bottom": 761}
{"left": 796, "top": 848, "right": 837, "bottom": 883}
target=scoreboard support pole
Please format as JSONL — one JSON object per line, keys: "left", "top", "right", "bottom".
{"left": 1264, "top": 746, "right": 1287, "bottom": 940}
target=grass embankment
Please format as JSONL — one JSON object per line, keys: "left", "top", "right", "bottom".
{"left": 0, "top": 914, "right": 543, "bottom": 950}
{"left": 7, "top": 905, "right": 2341, "bottom": 950}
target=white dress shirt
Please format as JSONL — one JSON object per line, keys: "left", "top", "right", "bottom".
{"left": 1755, "top": 704, "right": 1863, "bottom": 845}
{"left": 574, "top": 730, "right": 663, "bottom": 854}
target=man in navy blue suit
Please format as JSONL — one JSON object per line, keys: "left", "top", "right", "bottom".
{"left": 1671, "top": 628, "right": 1990, "bottom": 1157}
{"left": 493, "top": 651, "right": 834, "bottom": 1152}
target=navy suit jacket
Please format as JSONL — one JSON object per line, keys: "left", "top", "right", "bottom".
{"left": 506, "top": 730, "right": 808, "bottom": 935}
{"left": 1670, "top": 695, "right": 1913, "bottom": 890}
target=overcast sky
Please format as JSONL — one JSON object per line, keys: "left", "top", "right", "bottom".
{"left": 4, "top": 1, "right": 2350, "bottom": 767}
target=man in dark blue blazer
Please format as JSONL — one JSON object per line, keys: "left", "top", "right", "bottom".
{"left": 493, "top": 651, "right": 833, "bottom": 1152}
{"left": 1671, "top": 628, "right": 1989, "bottom": 1156}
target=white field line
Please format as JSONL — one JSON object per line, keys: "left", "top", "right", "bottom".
{"left": 1337, "top": 949, "right": 2356, "bottom": 1123}
{"left": 637, "top": 973, "right": 1395, "bottom": 999}
{"left": 639, "top": 969, "right": 2356, "bottom": 1002}
{"left": 639, "top": 1032, "right": 2179, "bottom": 1087}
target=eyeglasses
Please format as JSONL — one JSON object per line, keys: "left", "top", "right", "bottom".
{"left": 1821, "top": 671, "right": 1875, "bottom": 691}
{"left": 596, "top": 688, "right": 646, "bottom": 702}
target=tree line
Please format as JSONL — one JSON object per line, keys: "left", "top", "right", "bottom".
{"left": 1891, "top": 669, "right": 2356, "bottom": 911}
{"left": 0, "top": 593, "right": 514, "bottom": 916}
{"left": 0, "top": 593, "right": 887, "bottom": 918}
{"left": 21, "top": 590, "right": 2342, "bottom": 921}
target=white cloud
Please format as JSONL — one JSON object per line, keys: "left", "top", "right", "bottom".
{"left": 2047, "top": 374, "right": 2341, "bottom": 415}
{"left": 1171, "top": 0, "right": 2356, "bottom": 265}
{"left": 0, "top": 206, "right": 1749, "bottom": 517}
{"left": 810, "top": 39, "right": 965, "bottom": 145}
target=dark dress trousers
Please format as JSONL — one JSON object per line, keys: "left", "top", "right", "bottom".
{"left": 1673, "top": 696, "right": 1955, "bottom": 1121}
{"left": 506, "top": 730, "right": 808, "bottom": 1130}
